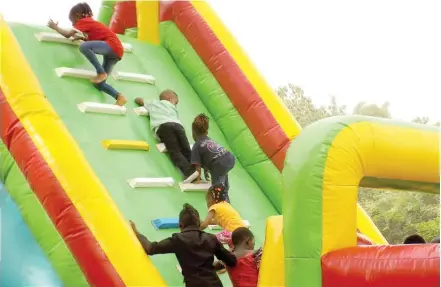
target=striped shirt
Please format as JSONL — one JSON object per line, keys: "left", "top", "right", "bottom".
{"left": 144, "top": 100, "right": 181, "bottom": 134}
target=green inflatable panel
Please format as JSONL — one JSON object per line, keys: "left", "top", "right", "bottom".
{"left": 160, "top": 21, "right": 283, "bottom": 212}
{"left": 97, "top": 0, "right": 117, "bottom": 26}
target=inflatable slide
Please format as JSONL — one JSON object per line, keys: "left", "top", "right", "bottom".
{"left": 0, "top": 1, "right": 438, "bottom": 286}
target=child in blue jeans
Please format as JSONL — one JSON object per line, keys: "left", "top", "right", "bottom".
{"left": 48, "top": 2, "right": 127, "bottom": 106}
{"left": 191, "top": 113, "right": 235, "bottom": 202}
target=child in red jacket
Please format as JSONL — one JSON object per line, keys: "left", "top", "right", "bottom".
{"left": 48, "top": 2, "right": 127, "bottom": 106}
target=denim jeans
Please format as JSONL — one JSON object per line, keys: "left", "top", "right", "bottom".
{"left": 79, "top": 41, "right": 120, "bottom": 99}
{"left": 211, "top": 153, "right": 235, "bottom": 203}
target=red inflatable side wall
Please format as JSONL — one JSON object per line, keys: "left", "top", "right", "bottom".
{"left": 109, "top": 1, "right": 137, "bottom": 35}
{"left": 322, "top": 244, "right": 440, "bottom": 287}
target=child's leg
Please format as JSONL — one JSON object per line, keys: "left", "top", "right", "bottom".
{"left": 79, "top": 41, "right": 115, "bottom": 83}
{"left": 157, "top": 123, "right": 195, "bottom": 178}
{"left": 224, "top": 174, "right": 230, "bottom": 203}
{"left": 94, "top": 56, "right": 127, "bottom": 105}
{"left": 174, "top": 123, "right": 192, "bottom": 162}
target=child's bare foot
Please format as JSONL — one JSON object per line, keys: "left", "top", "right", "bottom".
{"left": 91, "top": 72, "right": 107, "bottom": 84}
{"left": 115, "top": 94, "right": 127, "bottom": 106}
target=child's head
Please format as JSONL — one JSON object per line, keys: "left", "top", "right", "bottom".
{"left": 231, "top": 227, "right": 255, "bottom": 250}
{"left": 179, "top": 203, "right": 200, "bottom": 230}
{"left": 403, "top": 234, "right": 426, "bottom": 244}
{"left": 159, "top": 89, "right": 178, "bottom": 105}
{"left": 69, "top": 2, "right": 93, "bottom": 24}
{"left": 192, "top": 113, "right": 209, "bottom": 141}
{"left": 206, "top": 183, "right": 226, "bottom": 207}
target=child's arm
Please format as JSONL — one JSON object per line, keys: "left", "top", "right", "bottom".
{"left": 214, "top": 240, "right": 237, "bottom": 267}
{"left": 130, "top": 220, "right": 176, "bottom": 255}
{"left": 47, "top": 19, "right": 77, "bottom": 38}
{"left": 191, "top": 146, "right": 202, "bottom": 181}
{"left": 194, "top": 165, "right": 202, "bottom": 182}
{"left": 130, "top": 220, "right": 152, "bottom": 253}
{"left": 200, "top": 210, "right": 215, "bottom": 230}
{"left": 253, "top": 247, "right": 263, "bottom": 270}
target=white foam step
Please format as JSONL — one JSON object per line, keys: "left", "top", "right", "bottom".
{"left": 156, "top": 143, "right": 194, "bottom": 153}
{"left": 55, "top": 67, "right": 155, "bottom": 85}
{"left": 35, "top": 32, "right": 133, "bottom": 52}
{"left": 77, "top": 102, "right": 126, "bottom": 115}
{"left": 56, "top": 67, "right": 96, "bottom": 79}
{"left": 179, "top": 182, "right": 211, "bottom": 192}
{"left": 127, "top": 177, "right": 175, "bottom": 188}
{"left": 208, "top": 220, "right": 250, "bottom": 230}
{"left": 134, "top": 107, "right": 148, "bottom": 116}
{"left": 182, "top": 171, "right": 200, "bottom": 184}
{"left": 112, "top": 71, "right": 155, "bottom": 84}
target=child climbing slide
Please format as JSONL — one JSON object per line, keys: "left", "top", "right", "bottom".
{"left": 191, "top": 113, "right": 235, "bottom": 201}
{"left": 200, "top": 185, "right": 248, "bottom": 248}
{"left": 47, "top": 2, "right": 127, "bottom": 106}
{"left": 134, "top": 90, "right": 199, "bottom": 182}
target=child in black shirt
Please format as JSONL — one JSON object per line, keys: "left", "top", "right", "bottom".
{"left": 130, "top": 204, "right": 237, "bottom": 287}
{"left": 191, "top": 113, "right": 236, "bottom": 202}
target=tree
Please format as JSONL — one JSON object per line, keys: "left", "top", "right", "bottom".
{"left": 352, "top": 101, "right": 391, "bottom": 118}
{"left": 277, "top": 84, "right": 440, "bottom": 244}
{"left": 277, "top": 84, "right": 345, "bottom": 127}
{"left": 412, "top": 116, "right": 430, "bottom": 124}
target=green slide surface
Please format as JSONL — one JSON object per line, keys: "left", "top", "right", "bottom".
{"left": 11, "top": 23, "right": 278, "bottom": 286}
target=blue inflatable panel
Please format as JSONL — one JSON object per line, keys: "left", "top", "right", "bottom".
{"left": 151, "top": 218, "right": 179, "bottom": 230}
{"left": 0, "top": 182, "right": 62, "bottom": 287}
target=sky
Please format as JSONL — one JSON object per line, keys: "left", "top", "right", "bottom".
{"left": 1, "top": 0, "right": 440, "bottom": 122}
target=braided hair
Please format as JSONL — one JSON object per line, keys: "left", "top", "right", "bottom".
{"left": 207, "top": 183, "right": 227, "bottom": 204}
{"left": 179, "top": 203, "right": 200, "bottom": 228}
{"left": 69, "top": 2, "right": 93, "bottom": 23}
{"left": 192, "top": 113, "right": 209, "bottom": 137}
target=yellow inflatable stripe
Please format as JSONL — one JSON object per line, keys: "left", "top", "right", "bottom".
{"left": 102, "top": 140, "right": 150, "bottom": 151}
{"left": 0, "top": 17, "right": 166, "bottom": 286}
{"left": 191, "top": 1, "right": 301, "bottom": 140}
{"left": 322, "top": 122, "right": 439, "bottom": 254}
{"left": 136, "top": 0, "right": 160, "bottom": 44}
{"left": 258, "top": 215, "right": 285, "bottom": 287}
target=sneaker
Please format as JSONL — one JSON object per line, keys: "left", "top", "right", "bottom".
{"left": 91, "top": 72, "right": 107, "bottom": 84}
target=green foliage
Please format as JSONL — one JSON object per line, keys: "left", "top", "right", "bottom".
{"left": 276, "top": 84, "right": 346, "bottom": 127}
{"left": 277, "top": 84, "right": 440, "bottom": 244}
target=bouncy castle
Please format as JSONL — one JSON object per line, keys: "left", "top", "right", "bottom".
{"left": 0, "top": 1, "right": 439, "bottom": 286}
